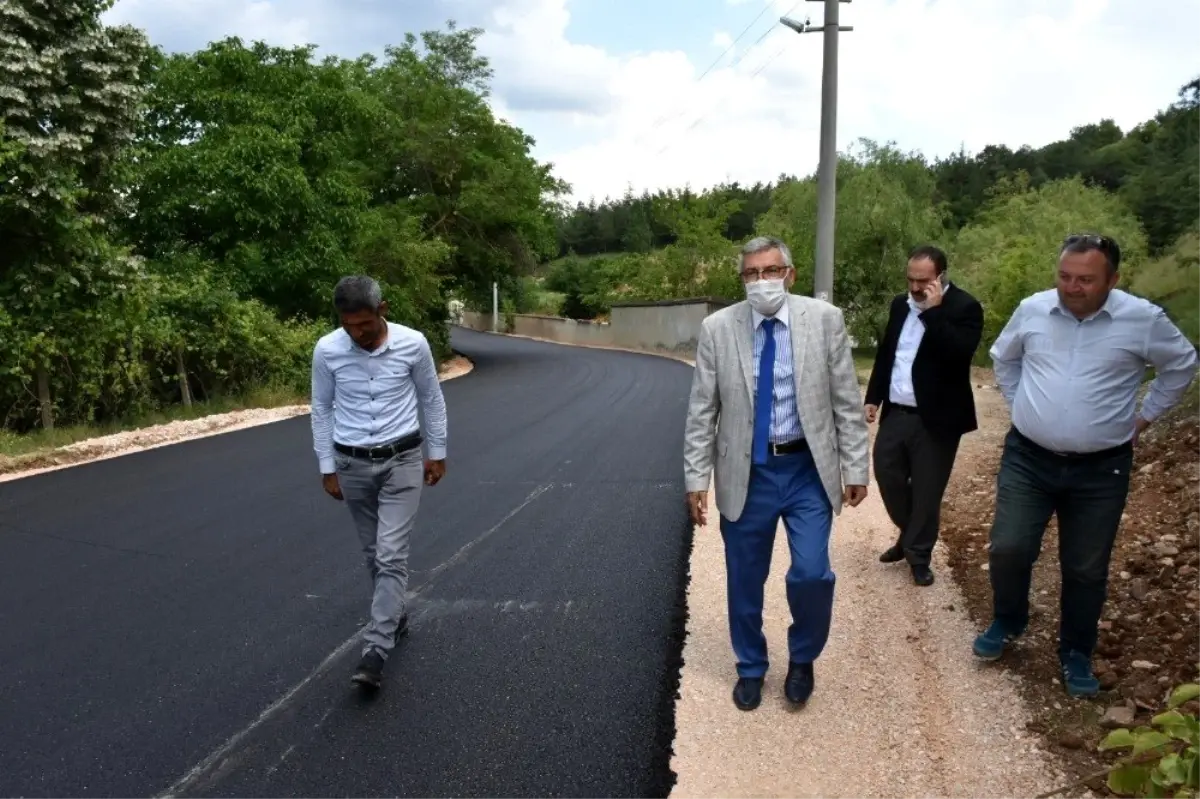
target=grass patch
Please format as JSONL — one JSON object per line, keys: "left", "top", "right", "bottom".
{"left": 852, "top": 346, "right": 877, "bottom": 385}
{"left": 0, "top": 384, "right": 306, "bottom": 459}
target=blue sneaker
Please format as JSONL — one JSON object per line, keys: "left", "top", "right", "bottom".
{"left": 972, "top": 620, "right": 1020, "bottom": 661}
{"left": 1061, "top": 650, "right": 1100, "bottom": 698}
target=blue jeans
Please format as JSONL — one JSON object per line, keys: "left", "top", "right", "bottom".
{"left": 989, "top": 428, "right": 1132, "bottom": 658}
{"left": 719, "top": 448, "right": 834, "bottom": 679}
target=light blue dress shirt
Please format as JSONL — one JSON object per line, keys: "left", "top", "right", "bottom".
{"left": 990, "top": 288, "right": 1197, "bottom": 454}
{"left": 311, "top": 322, "right": 448, "bottom": 473}
{"left": 751, "top": 302, "right": 805, "bottom": 444}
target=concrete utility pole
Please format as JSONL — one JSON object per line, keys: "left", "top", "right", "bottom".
{"left": 492, "top": 281, "right": 499, "bottom": 332}
{"left": 781, "top": 0, "right": 852, "bottom": 305}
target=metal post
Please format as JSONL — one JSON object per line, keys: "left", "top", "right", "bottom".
{"left": 783, "top": 0, "right": 851, "bottom": 305}
{"left": 813, "top": 0, "right": 839, "bottom": 304}
{"left": 492, "top": 281, "right": 499, "bottom": 332}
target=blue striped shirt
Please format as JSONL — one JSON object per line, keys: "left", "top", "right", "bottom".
{"left": 752, "top": 303, "right": 805, "bottom": 443}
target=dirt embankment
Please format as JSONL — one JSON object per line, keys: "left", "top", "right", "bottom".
{"left": 940, "top": 370, "right": 1200, "bottom": 796}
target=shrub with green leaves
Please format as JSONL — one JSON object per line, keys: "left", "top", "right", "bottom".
{"left": 1098, "top": 683, "right": 1200, "bottom": 798}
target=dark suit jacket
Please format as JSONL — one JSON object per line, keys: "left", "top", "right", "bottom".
{"left": 864, "top": 283, "right": 984, "bottom": 438}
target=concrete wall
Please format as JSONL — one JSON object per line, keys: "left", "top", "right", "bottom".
{"left": 458, "top": 297, "right": 732, "bottom": 356}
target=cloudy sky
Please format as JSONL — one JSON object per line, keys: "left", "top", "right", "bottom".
{"left": 104, "top": 0, "right": 1199, "bottom": 204}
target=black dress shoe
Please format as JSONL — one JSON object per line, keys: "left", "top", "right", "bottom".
{"left": 732, "top": 677, "right": 763, "bottom": 711}
{"left": 879, "top": 544, "right": 905, "bottom": 563}
{"left": 351, "top": 650, "right": 385, "bottom": 689}
{"left": 784, "top": 661, "right": 814, "bottom": 705}
{"left": 912, "top": 564, "right": 935, "bottom": 586}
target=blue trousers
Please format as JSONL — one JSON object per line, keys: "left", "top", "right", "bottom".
{"left": 719, "top": 448, "right": 835, "bottom": 679}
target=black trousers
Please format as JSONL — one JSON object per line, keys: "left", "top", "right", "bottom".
{"left": 872, "top": 406, "right": 961, "bottom": 567}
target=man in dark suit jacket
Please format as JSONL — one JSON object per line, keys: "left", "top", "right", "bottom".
{"left": 864, "top": 244, "right": 983, "bottom": 586}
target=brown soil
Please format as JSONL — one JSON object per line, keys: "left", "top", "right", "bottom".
{"left": 940, "top": 369, "right": 1200, "bottom": 796}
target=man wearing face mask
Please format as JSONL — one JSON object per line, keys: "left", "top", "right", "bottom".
{"left": 684, "top": 236, "right": 870, "bottom": 712}
{"left": 864, "top": 245, "right": 983, "bottom": 586}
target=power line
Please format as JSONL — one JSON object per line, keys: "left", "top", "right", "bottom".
{"left": 650, "top": 14, "right": 802, "bottom": 158}
{"left": 638, "top": 0, "right": 795, "bottom": 140}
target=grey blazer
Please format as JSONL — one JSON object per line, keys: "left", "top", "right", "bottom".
{"left": 683, "top": 294, "right": 870, "bottom": 522}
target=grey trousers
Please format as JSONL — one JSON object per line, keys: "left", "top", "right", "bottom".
{"left": 334, "top": 446, "right": 424, "bottom": 660}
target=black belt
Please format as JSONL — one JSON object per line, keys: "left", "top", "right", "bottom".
{"left": 889, "top": 403, "right": 919, "bottom": 414}
{"left": 1011, "top": 427, "right": 1131, "bottom": 460}
{"left": 334, "top": 431, "right": 422, "bottom": 460}
{"left": 769, "top": 438, "right": 809, "bottom": 456}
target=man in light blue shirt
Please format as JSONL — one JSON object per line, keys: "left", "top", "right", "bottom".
{"left": 311, "top": 275, "right": 448, "bottom": 689}
{"left": 973, "top": 233, "right": 1197, "bottom": 698}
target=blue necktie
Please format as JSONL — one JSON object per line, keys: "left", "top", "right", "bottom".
{"left": 752, "top": 318, "right": 776, "bottom": 465}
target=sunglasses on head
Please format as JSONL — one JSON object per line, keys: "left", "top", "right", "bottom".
{"left": 1063, "top": 233, "right": 1115, "bottom": 249}
{"left": 1061, "top": 232, "right": 1121, "bottom": 269}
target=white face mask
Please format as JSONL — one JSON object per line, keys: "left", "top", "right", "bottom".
{"left": 746, "top": 278, "right": 788, "bottom": 316}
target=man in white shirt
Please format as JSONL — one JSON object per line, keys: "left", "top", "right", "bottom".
{"left": 973, "top": 233, "right": 1197, "bottom": 698}
{"left": 311, "top": 275, "right": 449, "bottom": 689}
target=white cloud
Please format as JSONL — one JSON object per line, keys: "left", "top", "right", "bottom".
{"left": 488, "top": 0, "right": 1198, "bottom": 203}
{"left": 104, "top": 0, "right": 1200, "bottom": 206}
{"left": 712, "top": 31, "right": 734, "bottom": 49}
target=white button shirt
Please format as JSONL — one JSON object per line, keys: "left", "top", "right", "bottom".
{"left": 888, "top": 295, "right": 926, "bottom": 407}
{"left": 310, "top": 322, "right": 448, "bottom": 474}
{"left": 990, "top": 288, "right": 1197, "bottom": 453}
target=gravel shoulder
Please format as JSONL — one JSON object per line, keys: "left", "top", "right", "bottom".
{"left": 0, "top": 354, "right": 473, "bottom": 483}
{"left": 669, "top": 395, "right": 1063, "bottom": 798}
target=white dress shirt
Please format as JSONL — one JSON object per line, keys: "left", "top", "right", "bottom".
{"left": 751, "top": 302, "right": 805, "bottom": 443}
{"left": 888, "top": 295, "right": 926, "bottom": 407}
{"left": 311, "top": 322, "right": 448, "bottom": 473}
{"left": 990, "top": 288, "right": 1197, "bottom": 454}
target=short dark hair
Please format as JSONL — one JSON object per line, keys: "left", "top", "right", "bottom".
{"left": 333, "top": 275, "right": 383, "bottom": 314}
{"left": 1060, "top": 233, "right": 1121, "bottom": 275}
{"left": 907, "top": 244, "right": 948, "bottom": 274}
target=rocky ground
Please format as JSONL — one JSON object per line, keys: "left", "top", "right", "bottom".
{"left": 940, "top": 369, "right": 1200, "bottom": 797}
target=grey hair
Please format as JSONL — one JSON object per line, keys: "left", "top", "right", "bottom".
{"left": 738, "top": 236, "right": 793, "bottom": 272}
{"left": 333, "top": 275, "right": 383, "bottom": 313}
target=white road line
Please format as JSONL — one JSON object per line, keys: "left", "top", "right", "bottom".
{"left": 157, "top": 482, "right": 553, "bottom": 797}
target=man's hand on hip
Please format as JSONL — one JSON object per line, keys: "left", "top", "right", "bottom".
{"left": 322, "top": 473, "right": 343, "bottom": 501}
{"left": 687, "top": 491, "right": 708, "bottom": 527}
{"left": 843, "top": 484, "right": 868, "bottom": 507}
{"left": 424, "top": 459, "right": 446, "bottom": 486}
{"left": 1132, "top": 416, "right": 1151, "bottom": 446}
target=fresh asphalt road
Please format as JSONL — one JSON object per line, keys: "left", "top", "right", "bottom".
{"left": 0, "top": 327, "right": 697, "bottom": 798}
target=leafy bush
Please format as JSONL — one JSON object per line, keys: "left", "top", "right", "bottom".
{"left": 952, "top": 174, "right": 1149, "bottom": 360}
{"left": 1098, "top": 683, "right": 1200, "bottom": 798}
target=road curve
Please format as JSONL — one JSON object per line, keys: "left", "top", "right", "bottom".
{"left": 0, "top": 327, "right": 696, "bottom": 798}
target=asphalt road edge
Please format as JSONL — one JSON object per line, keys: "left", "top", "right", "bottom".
{"left": 461, "top": 326, "right": 701, "bottom": 797}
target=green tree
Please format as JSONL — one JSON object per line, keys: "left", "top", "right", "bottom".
{"left": 1127, "top": 227, "right": 1200, "bottom": 345}
{"left": 126, "top": 39, "right": 380, "bottom": 321}
{"left": 0, "top": 0, "right": 152, "bottom": 430}
{"left": 362, "top": 24, "right": 566, "bottom": 307}
{"left": 756, "top": 139, "right": 946, "bottom": 344}
{"left": 952, "top": 174, "right": 1149, "bottom": 358}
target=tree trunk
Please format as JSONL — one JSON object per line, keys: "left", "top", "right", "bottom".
{"left": 36, "top": 365, "right": 53, "bottom": 431}
{"left": 175, "top": 349, "right": 193, "bottom": 407}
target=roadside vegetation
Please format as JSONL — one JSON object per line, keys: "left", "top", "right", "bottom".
{"left": 0, "top": 0, "right": 562, "bottom": 444}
